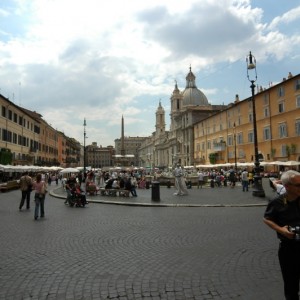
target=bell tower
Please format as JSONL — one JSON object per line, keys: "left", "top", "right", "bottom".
{"left": 155, "top": 101, "right": 165, "bottom": 136}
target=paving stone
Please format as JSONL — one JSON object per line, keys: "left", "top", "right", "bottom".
{"left": 0, "top": 180, "right": 283, "bottom": 299}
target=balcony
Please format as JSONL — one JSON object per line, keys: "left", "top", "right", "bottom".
{"left": 213, "top": 142, "right": 226, "bottom": 152}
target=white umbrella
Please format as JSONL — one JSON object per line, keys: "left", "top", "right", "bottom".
{"left": 278, "top": 161, "right": 300, "bottom": 166}
{"left": 60, "top": 167, "right": 80, "bottom": 174}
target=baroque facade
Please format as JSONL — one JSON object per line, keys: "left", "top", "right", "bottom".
{"left": 139, "top": 67, "right": 226, "bottom": 168}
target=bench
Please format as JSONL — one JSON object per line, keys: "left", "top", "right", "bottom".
{"left": 100, "top": 188, "right": 130, "bottom": 197}
{"left": 0, "top": 180, "right": 20, "bottom": 192}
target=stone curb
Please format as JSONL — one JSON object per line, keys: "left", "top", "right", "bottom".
{"left": 49, "top": 188, "right": 268, "bottom": 208}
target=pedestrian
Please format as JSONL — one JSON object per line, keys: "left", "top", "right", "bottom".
{"left": 241, "top": 169, "right": 249, "bottom": 192}
{"left": 173, "top": 164, "right": 188, "bottom": 196}
{"left": 197, "top": 170, "right": 205, "bottom": 189}
{"left": 65, "top": 175, "right": 77, "bottom": 204}
{"left": 263, "top": 170, "right": 300, "bottom": 300}
{"left": 125, "top": 177, "right": 137, "bottom": 197}
{"left": 19, "top": 171, "right": 33, "bottom": 210}
{"left": 228, "top": 169, "right": 236, "bottom": 188}
{"left": 32, "top": 173, "right": 48, "bottom": 220}
{"left": 248, "top": 171, "right": 254, "bottom": 187}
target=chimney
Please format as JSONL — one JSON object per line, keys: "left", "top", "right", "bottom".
{"left": 234, "top": 94, "right": 239, "bottom": 103}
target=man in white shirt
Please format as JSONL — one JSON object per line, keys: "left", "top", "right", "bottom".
{"left": 241, "top": 169, "right": 249, "bottom": 192}
{"left": 197, "top": 170, "right": 205, "bottom": 189}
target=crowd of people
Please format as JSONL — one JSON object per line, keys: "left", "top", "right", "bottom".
{"left": 196, "top": 168, "right": 254, "bottom": 189}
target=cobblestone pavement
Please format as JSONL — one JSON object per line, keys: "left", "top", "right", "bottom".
{"left": 0, "top": 180, "right": 284, "bottom": 300}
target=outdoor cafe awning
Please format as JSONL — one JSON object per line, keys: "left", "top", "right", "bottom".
{"left": 196, "top": 161, "right": 300, "bottom": 169}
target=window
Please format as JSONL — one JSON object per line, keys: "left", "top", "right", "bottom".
{"left": 2, "top": 129, "right": 7, "bottom": 141}
{"left": 18, "top": 135, "right": 23, "bottom": 145}
{"left": 249, "top": 113, "right": 253, "bottom": 122}
{"left": 238, "top": 149, "right": 245, "bottom": 159}
{"left": 14, "top": 113, "right": 17, "bottom": 123}
{"left": 263, "top": 126, "right": 271, "bottom": 140}
{"left": 281, "top": 144, "right": 287, "bottom": 157}
{"left": 263, "top": 94, "right": 269, "bottom": 105}
{"left": 2, "top": 106, "right": 6, "bottom": 117}
{"left": 237, "top": 133, "right": 243, "bottom": 145}
{"left": 207, "top": 141, "right": 211, "bottom": 150}
{"left": 13, "top": 133, "right": 17, "bottom": 144}
{"left": 248, "top": 131, "right": 254, "bottom": 143}
{"left": 264, "top": 107, "right": 269, "bottom": 117}
{"left": 19, "top": 116, "right": 23, "bottom": 126}
{"left": 279, "top": 102, "right": 285, "bottom": 113}
{"left": 296, "top": 95, "right": 300, "bottom": 108}
{"left": 279, "top": 123, "right": 287, "bottom": 138}
{"left": 295, "top": 79, "right": 300, "bottom": 91}
{"left": 227, "top": 135, "right": 233, "bottom": 146}
{"left": 296, "top": 120, "right": 300, "bottom": 136}
{"left": 2, "top": 130, "right": 12, "bottom": 142}
{"left": 8, "top": 110, "right": 12, "bottom": 120}
{"left": 278, "top": 86, "right": 285, "bottom": 97}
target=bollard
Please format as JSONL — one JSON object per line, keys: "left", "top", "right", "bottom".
{"left": 151, "top": 181, "right": 160, "bottom": 201}
{"left": 146, "top": 181, "right": 150, "bottom": 189}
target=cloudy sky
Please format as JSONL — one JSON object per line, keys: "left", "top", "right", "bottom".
{"left": 1, "top": 0, "right": 300, "bottom": 147}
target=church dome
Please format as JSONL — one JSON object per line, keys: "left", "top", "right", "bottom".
{"left": 182, "top": 67, "right": 209, "bottom": 106}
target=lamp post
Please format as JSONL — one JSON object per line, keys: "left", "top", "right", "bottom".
{"left": 233, "top": 122, "right": 237, "bottom": 171}
{"left": 246, "top": 51, "right": 265, "bottom": 197}
{"left": 83, "top": 118, "right": 87, "bottom": 175}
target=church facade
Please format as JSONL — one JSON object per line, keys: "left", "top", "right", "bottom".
{"left": 138, "top": 67, "right": 226, "bottom": 168}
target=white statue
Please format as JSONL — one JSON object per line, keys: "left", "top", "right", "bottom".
{"left": 173, "top": 164, "right": 188, "bottom": 196}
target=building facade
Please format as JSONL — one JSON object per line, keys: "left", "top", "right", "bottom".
{"left": 86, "top": 142, "right": 115, "bottom": 168}
{"left": 194, "top": 72, "right": 300, "bottom": 166}
{"left": 0, "top": 93, "right": 80, "bottom": 167}
{"left": 0, "top": 95, "right": 41, "bottom": 165}
{"left": 139, "top": 67, "right": 227, "bottom": 168}
{"left": 114, "top": 136, "right": 147, "bottom": 166}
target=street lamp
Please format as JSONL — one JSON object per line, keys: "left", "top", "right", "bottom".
{"left": 233, "top": 122, "right": 237, "bottom": 171}
{"left": 83, "top": 118, "right": 87, "bottom": 175}
{"left": 246, "top": 51, "right": 265, "bottom": 197}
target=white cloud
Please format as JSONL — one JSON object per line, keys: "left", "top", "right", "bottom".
{"left": 268, "top": 6, "right": 300, "bottom": 30}
{"left": 0, "top": 0, "right": 299, "bottom": 146}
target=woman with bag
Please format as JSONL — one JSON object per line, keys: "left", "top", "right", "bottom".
{"left": 32, "top": 173, "right": 47, "bottom": 220}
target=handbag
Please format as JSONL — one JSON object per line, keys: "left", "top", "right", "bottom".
{"left": 41, "top": 182, "right": 48, "bottom": 194}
